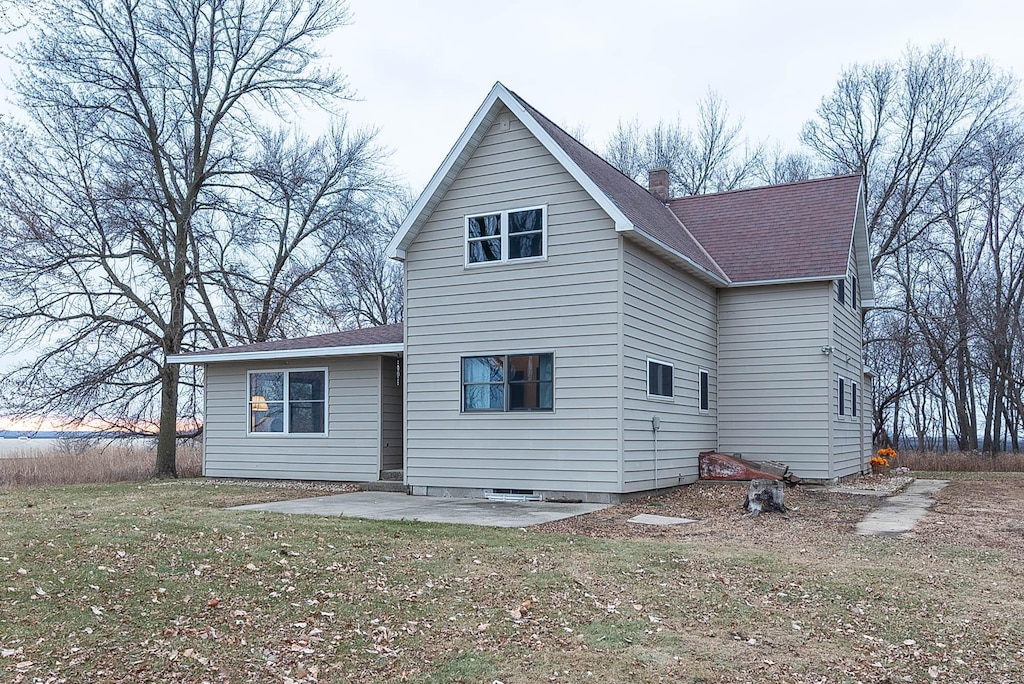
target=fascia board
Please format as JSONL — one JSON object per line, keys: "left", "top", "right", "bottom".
{"left": 168, "top": 343, "right": 404, "bottom": 365}
{"left": 385, "top": 84, "right": 506, "bottom": 261}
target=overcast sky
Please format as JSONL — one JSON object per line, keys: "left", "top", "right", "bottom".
{"left": 1, "top": 0, "right": 1023, "bottom": 378}
{"left": 328, "top": 0, "right": 1024, "bottom": 190}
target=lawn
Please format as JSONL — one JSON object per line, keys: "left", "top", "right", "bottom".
{"left": 1, "top": 477, "right": 1022, "bottom": 683}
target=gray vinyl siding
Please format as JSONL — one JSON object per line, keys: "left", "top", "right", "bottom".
{"left": 380, "top": 356, "right": 403, "bottom": 471}
{"left": 203, "top": 356, "right": 381, "bottom": 481}
{"left": 831, "top": 249, "right": 867, "bottom": 477}
{"left": 718, "top": 283, "right": 832, "bottom": 479}
{"left": 404, "top": 104, "right": 622, "bottom": 494}
{"left": 621, "top": 240, "right": 717, "bottom": 490}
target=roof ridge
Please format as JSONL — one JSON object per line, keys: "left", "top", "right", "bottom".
{"left": 668, "top": 173, "right": 862, "bottom": 203}
{"left": 504, "top": 87, "right": 656, "bottom": 194}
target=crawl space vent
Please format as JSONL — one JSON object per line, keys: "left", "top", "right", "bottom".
{"left": 484, "top": 488, "right": 542, "bottom": 503}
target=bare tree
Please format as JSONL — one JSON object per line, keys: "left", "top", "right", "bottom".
{"left": 321, "top": 191, "right": 411, "bottom": 329}
{"left": 755, "top": 144, "right": 818, "bottom": 185}
{"left": 0, "top": 0, "right": 363, "bottom": 476}
{"left": 192, "top": 123, "right": 388, "bottom": 346}
{"left": 804, "top": 43, "right": 1023, "bottom": 451}
{"left": 604, "top": 90, "right": 764, "bottom": 196}
{"left": 803, "top": 43, "right": 1015, "bottom": 271}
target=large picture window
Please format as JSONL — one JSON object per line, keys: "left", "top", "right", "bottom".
{"left": 248, "top": 369, "right": 327, "bottom": 434}
{"left": 466, "top": 206, "right": 546, "bottom": 265}
{"left": 462, "top": 354, "right": 553, "bottom": 412}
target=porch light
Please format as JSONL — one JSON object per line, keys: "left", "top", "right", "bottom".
{"left": 251, "top": 395, "right": 269, "bottom": 411}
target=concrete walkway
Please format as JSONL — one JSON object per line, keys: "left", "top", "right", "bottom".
{"left": 230, "top": 491, "right": 608, "bottom": 528}
{"left": 854, "top": 479, "right": 947, "bottom": 536}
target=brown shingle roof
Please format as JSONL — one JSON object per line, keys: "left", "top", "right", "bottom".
{"left": 184, "top": 323, "right": 403, "bottom": 358}
{"left": 667, "top": 175, "right": 862, "bottom": 283}
{"left": 508, "top": 91, "right": 729, "bottom": 282}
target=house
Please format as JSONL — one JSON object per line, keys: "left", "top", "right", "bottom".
{"left": 170, "top": 83, "right": 873, "bottom": 501}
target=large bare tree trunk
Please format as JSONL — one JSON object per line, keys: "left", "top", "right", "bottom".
{"left": 156, "top": 365, "right": 179, "bottom": 478}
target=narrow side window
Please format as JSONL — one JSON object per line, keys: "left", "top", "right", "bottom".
{"left": 838, "top": 376, "right": 846, "bottom": 417}
{"left": 698, "top": 369, "right": 709, "bottom": 412}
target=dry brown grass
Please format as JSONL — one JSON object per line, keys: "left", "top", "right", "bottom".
{"left": 898, "top": 449, "right": 1024, "bottom": 472}
{"left": 0, "top": 438, "right": 202, "bottom": 488}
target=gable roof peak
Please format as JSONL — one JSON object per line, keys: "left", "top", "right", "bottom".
{"left": 388, "top": 82, "right": 730, "bottom": 285}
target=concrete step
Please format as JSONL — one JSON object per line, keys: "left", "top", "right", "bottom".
{"left": 380, "top": 469, "right": 404, "bottom": 482}
{"left": 360, "top": 480, "right": 409, "bottom": 494}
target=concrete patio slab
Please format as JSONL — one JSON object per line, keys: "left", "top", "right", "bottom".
{"left": 854, "top": 479, "right": 948, "bottom": 536}
{"left": 628, "top": 513, "right": 698, "bottom": 526}
{"left": 230, "top": 491, "right": 608, "bottom": 528}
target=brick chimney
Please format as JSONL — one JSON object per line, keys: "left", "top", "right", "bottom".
{"left": 648, "top": 167, "right": 670, "bottom": 202}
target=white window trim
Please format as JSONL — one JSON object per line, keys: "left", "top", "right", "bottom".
{"left": 646, "top": 357, "right": 675, "bottom": 402}
{"left": 698, "top": 368, "right": 710, "bottom": 413}
{"left": 247, "top": 367, "right": 329, "bottom": 437}
{"left": 464, "top": 204, "right": 548, "bottom": 267}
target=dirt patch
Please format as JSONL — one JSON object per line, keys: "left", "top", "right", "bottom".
{"left": 537, "top": 475, "right": 1024, "bottom": 555}
{"left": 914, "top": 477, "right": 1024, "bottom": 551}
{"left": 534, "top": 481, "right": 881, "bottom": 547}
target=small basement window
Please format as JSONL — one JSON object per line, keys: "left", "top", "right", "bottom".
{"left": 648, "top": 359, "right": 674, "bottom": 400}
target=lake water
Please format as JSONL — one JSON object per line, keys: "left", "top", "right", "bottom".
{"left": 0, "top": 434, "right": 154, "bottom": 458}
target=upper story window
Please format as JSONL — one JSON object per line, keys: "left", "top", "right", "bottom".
{"left": 852, "top": 275, "right": 858, "bottom": 309}
{"left": 465, "top": 206, "right": 547, "bottom": 266}
{"left": 836, "top": 278, "right": 846, "bottom": 305}
{"left": 249, "top": 369, "right": 327, "bottom": 435}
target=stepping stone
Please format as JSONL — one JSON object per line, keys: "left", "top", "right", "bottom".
{"left": 628, "top": 513, "right": 697, "bottom": 526}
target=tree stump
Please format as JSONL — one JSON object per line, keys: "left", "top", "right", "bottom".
{"left": 743, "top": 479, "right": 788, "bottom": 518}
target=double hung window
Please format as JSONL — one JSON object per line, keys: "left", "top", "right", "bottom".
{"left": 466, "top": 206, "right": 546, "bottom": 265}
{"left": 462, "top": 354, "right": 553, "bottom": 411}
{"left": 248, "top": 369, "right": 327, "bottom": 434}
